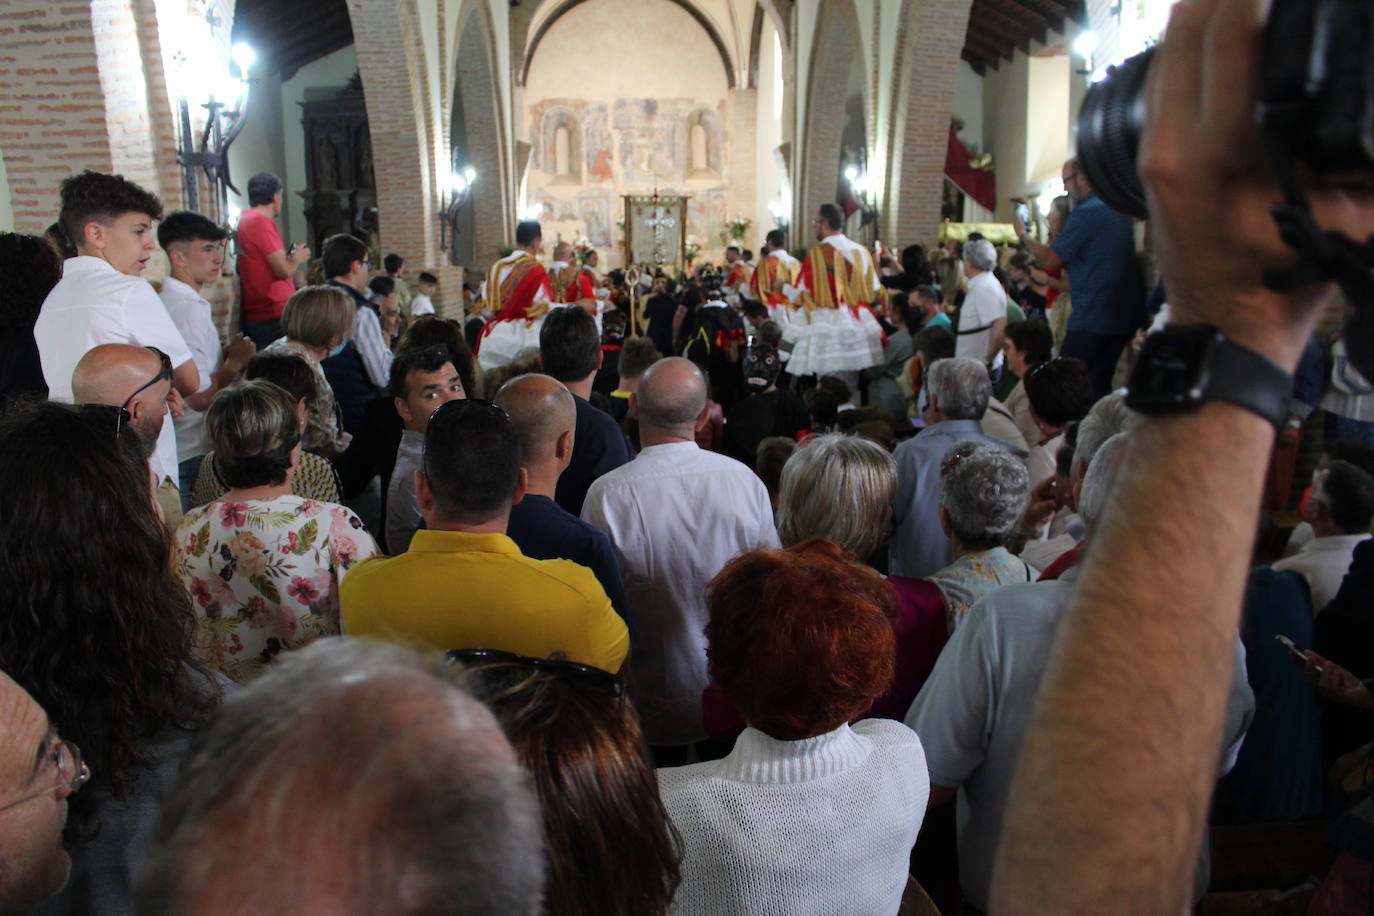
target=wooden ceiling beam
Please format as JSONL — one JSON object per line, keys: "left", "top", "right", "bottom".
{"left": 969, "top": 4, "right": 1036, "bottom": 53}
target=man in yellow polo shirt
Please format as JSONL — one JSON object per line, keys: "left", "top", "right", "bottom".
{"left": 341, "top": 398, "right": 628, "bottom": 673}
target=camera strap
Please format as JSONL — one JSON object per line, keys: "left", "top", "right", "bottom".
{"left": 1260, "top": 127, "right": 1374, "bottom": 379}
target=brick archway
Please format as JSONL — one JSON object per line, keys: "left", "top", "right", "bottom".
{"left": 451, "top": 1, "right": 510, "bottom": 266}
{"left": 796, "top": 0, "right": 863, "bottom": 230}
{"left": 883, "top": 0, "right": 976, "bottom": 245}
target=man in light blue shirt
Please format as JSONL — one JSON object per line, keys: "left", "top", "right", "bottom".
{"left": 889, "top": 357, "right": 1025, "bottom": 577}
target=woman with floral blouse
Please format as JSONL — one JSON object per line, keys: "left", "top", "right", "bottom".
{"left": 174, "top": 379, "right": 377, "bottom": 682}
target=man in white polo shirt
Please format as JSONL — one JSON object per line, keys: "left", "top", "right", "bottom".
{"left": 955, "top": 238, "right": 1008, "bottom": 372}
{"left": 34, "top": 170, "right": 200, "bottom": 523}
{"left": 157, "top": 211, "right": 256, "bottom": 510}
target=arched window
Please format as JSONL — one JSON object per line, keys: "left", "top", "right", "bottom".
{"left": 690, "top": 124, "right": 708, "bottom": 173}
{"left": 554, "top": 126, "right": 572, "bottom": 177}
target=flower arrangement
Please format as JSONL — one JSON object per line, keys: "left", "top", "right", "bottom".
{"left": 684, "top": 237, "right": 702, "bottom": 268}
{"left": 726, "top": 215, "right": 751, "bottom": 243}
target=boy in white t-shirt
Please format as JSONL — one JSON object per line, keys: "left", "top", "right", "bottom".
{"left": 411, "top": 272, "right": 438, "bottom": 317}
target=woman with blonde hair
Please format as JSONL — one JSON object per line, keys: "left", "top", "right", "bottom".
{"left": 703, "top": 434, "right": 949, "bottom": 740}
{"left": 262, "top": 285, "right": 355, "bottom": 457}
{"left": 173, "top": 379, "right": 377, "bottom": 682}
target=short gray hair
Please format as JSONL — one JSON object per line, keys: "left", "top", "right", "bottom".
{"left": 926, "top": 357, "right": 991, "bottom": 421}
{"left": 939, "top": 440, "right": 1030, "bottom": 549}
{"left": 1074, "top": 391, "right": 1138, "bottom": 476}
{"left": 777, "top": 433, "right": 896, "bottom": 559}
{"left": 1080, "top": 432, "right": 1130, "bottom": 533}
{"left": 135, "top": 638, "right": 543, "bottom": 916}
{"left": 964, "top": 239, "right": 997, "bottom": 272}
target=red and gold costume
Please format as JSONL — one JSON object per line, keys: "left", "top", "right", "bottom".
{"left": 780, "top": 234, "right": 887, "bottom": 376}
{"left": 550, "top": 261, "right": 597, "bottom": 304}
{"left": 724, "top": 260, "right": 756, "bottom": 301}
{"left": 751, "top": 249, "right": 801, "bottom": 313}
{"left": 478, "top": 250, "right": 553, "bottom": 370}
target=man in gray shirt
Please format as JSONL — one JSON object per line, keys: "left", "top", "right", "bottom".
{"left": 890, "top": 357, "right": 1025, "bottom": 577}
{"left": 906, "top": 434, "right": 1255, "bottom": 911}
{"left": 384, "top": 345, "right": 466, "bottom": 553}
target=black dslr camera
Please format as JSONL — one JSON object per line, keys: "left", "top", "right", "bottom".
{"left": 1078, "top": 0, "right": 1374, "bottom": 376}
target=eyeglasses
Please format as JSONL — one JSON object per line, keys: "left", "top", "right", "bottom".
{"left": 446, "top": 649, "right": 624, "bottom": 696}
{"left": 120, "top": 346, "right": 172, "bottom": 413}
{"left": 0, "top": 738, "right": 90, "bottom": 814}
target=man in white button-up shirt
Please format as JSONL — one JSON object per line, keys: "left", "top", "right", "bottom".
{"left": 34, "top": 171, "right": 200, "bottom": 523}
{"left": 955, "top": 239, "right": 1008, "bottom": 368}
{"left": 1275, "top": 460, "right": 1374, "bottom": 613}
{"left": 582, "top": 358, "right": 779, "bottom": 755}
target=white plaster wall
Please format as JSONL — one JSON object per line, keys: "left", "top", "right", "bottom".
{"left": 953, "top": 60, "right": 984, "bottom": 154}
{"left": 0, "top": 149, "right": 12, "bottom": 231}
{"left": 982, "top": 53, "right": 1029, "bottom": 220}
{"left": 1025, "top": 55, "right": 1069, "bottom": 187}
{"left": 226, "top": 67, "right": 286, "bottom": 225}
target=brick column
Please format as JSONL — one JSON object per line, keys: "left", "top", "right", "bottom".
{"left": 797, "top": 0, "right": 860, "bottom": 227}
{"left": 884, "top": 0, "right": 975, "bottom": 246}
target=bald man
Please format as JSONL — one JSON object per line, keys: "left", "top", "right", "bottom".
{"left": 71, "top": 343, "right": 183, "bottom": 525}
{"left": 581, "top": 357, "right": 778, "bottom": 760}
{"left": 0, "top": 671, "right": 85, "bottom": 915}
{"left": 497, "top": 374, "right": 630, "bottom": 624}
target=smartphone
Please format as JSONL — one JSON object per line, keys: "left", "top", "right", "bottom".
{"left": 1276, "top": 634, "right": 1322, "bottom": 672}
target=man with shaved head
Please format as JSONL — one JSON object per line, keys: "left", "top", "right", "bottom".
{"left": 497, "top": 373, "right": 630, "bottom": 623}
{"left": 135, "top": 638, "right": 544, "bottom": 915}
{"left": 71, "top": 342, "right": 182, "bottom": 523}
{"left": 0, "top": 670, "right": 85, "bottom": 915}
{"left": 582, "top": 357, "right": 778, "bottom": 761}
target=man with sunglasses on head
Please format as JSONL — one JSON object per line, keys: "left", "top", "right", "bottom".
{"left": 341, "top": 398, "right": 628, "bottom": 674}
{"left": 34, "top": 171, "right": 201, "bottom": 521}
{"left": 71, "top": 343, "right": 182, "bottom": 525}
{"left": 0, "top": 669, "right": 89, "bottom": 916}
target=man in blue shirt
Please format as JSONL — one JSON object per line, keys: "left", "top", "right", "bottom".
{"left": 1017, "top": 159, "right": 1146, "bottom": 398}
{"left": 496, "top": 372, "right": 631, "bottom": 625}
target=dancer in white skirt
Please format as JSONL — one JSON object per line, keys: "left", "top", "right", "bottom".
{"left": 780, "top": 203, "right": 887, "bottom": 386}
{"left": 477, "top": 220, "right": 554, "bottom": 371}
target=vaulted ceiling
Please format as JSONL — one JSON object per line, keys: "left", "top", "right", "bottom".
{"left": 962, "top": 0, "right": 1088, "bottom": 75}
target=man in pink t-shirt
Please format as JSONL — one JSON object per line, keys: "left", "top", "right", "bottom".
{"left": 237, "top": 172, "right": 311, "bottom": 349}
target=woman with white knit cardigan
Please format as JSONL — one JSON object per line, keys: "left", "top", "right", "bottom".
{"left": 657, "top": 538, "right": 930, "bottom": 915}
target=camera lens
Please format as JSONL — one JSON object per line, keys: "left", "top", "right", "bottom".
{"left": 1076, "top": 48, "right": 1153, "bottom": 220}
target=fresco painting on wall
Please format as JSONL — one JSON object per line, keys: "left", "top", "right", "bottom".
{"left": 576, "top": 191, "right": 612, "bottom": 247}
{"left": 585, "top": 105, "right": 612, "bottom": 182}
{"left": 527, "top": 96, "right": 728, "bottom": 263}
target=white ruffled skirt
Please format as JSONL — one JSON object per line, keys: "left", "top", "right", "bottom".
{"left": 781, "top": 307, "right": 885, "bottom": 376}
{"left": 477, "top": 317, "right": 546, "bottom": 371}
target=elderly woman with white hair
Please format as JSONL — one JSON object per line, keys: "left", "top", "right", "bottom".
{"left": 955, "top": 238, "right": 1008, "bottom": 368}
{"left": 927, "top": 440, "right": 1037, "bottom": 631}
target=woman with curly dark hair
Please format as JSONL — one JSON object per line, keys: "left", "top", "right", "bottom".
{"left": 456, "top": 651, "right": 681, "bottom": 916}
{"left": 0, "top": 401, "right": 223, "bottom": 915}
{"left": 0, "top": 232, "right": 63, "bottom": 409}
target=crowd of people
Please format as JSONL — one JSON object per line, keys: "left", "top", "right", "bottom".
{"left": 1, "top": 3, "right": 1373, "bottom": 912}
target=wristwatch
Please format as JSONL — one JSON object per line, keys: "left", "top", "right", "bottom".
{"left": 1125, "top": 324, "right": 1293, "bottom": 430}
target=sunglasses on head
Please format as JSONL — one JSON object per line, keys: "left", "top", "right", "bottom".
{"left": 120, "top": 346, "right": 172, "bottom": 413}
{"left": 446, "top": 648, "right": 624, "bottom": 697}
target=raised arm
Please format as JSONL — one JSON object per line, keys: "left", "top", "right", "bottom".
{"left": 990, "top": 0, "right": 1374, "bottom": 911}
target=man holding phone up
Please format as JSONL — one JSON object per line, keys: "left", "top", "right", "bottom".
{"left": 237, "top": 172, "right": 311, "bottom": 350}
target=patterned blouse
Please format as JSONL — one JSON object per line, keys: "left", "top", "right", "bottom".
{"left": 261, "top": 338, "right": 351, "bottom": 457}
{"left": 174, "top": 495, "right": 378, "bottom": 683}
{"left": 192, "top": 450, "right": 343, "bottom": 508}
{"left": 927, "top": 546, "right": 1037, "bottom": 633}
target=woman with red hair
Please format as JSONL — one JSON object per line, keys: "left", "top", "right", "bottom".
{"left": 658, "top": 538, "right": 929, "bottom": 915}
